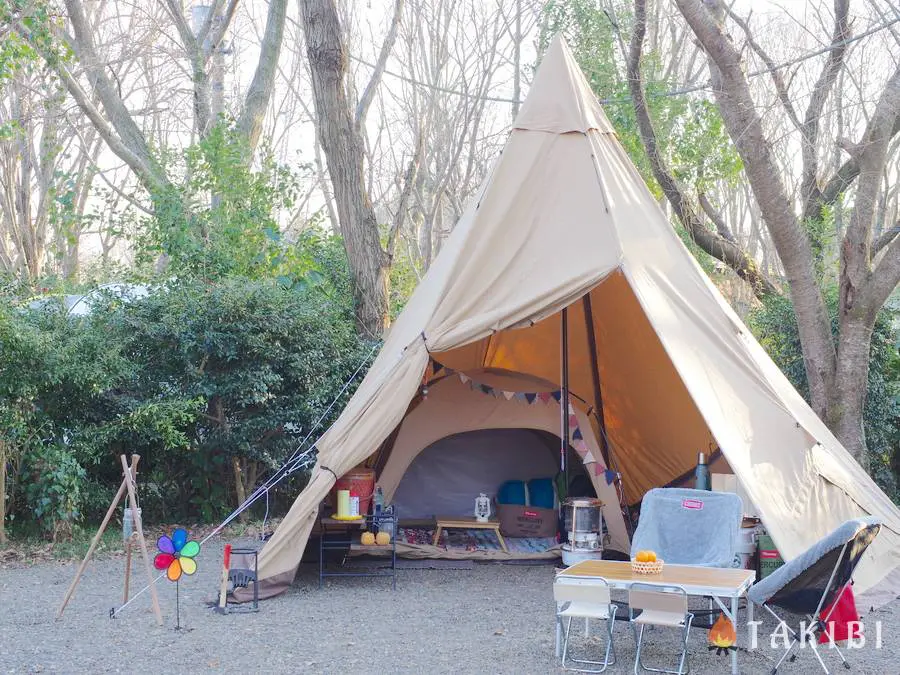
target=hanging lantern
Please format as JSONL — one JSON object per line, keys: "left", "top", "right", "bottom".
{"left": 474, "top": 493, "right": 491, "bottom": 522}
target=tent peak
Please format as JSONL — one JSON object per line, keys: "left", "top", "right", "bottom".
{"left": 513, "top": 34, "right": 615, "bottom": 135}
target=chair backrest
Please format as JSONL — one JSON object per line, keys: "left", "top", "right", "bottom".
{"left": 631, "top": 488, "right": 742, "bottom": 567}
{"left": 747, "top": 517, "right": 882, "bottom": 613}
{"left": 554, "top": 576, "right": 612, "bottom": 606}
{"left": 628, "top": 582, "right": 688, "bottom": 616}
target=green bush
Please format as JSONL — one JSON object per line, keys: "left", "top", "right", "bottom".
{"left": 0, "top": 264, "right": 372, "bottom": 536}
{"left": 21, "top": 443, "right": 85, "bottom": 540}
{"left": 750, "top": 290, "right": 900, "bottom": 499}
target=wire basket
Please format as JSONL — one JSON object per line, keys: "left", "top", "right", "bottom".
{"left": 631, "top": 559, "right": 665, "bottom": 575}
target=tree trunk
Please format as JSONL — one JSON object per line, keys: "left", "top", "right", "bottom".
{"left": 236, "top": 0, "right": 289, "bottom": 155}
{"left": 231, "top": 456, "right": 249, "bottom": 524}
{"left": 828, "top": 317, "right": 876, "bottom": 468}
{"left": 674, "top": 0, "right": 837, "bottom": 416}
{"left": 0, "top": 439, "right": 6, "bottom": 545}
{"left": 627, "top": 0, "right": 777, "bottom": 298}
{"left": 299, "top": 0, "right": 390, "bottom": 337}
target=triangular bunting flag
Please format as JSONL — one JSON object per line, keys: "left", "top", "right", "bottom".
{"left": 515, "top": 392, "right": 527, "bottom": 402}
{"left": 445, "top": 367, "right": 455, "bottom": 377}
{"left": 605, "top": 469, "right": 618, "bottom": 486}
{"left": 572, "top": 427, "right": 583, "bottom": 441}
{"left": 432, "top": 361, "right": 444, "bottom": 376}
{"left": 481, "top": 384, "right": 492, "bottom": 395}
{"left": 539, "top": 392, "right": 551, "bottom": 404}
{"left": 583, "top": 450, "right": 595, "bottom": 464}
{"left": 569, "top": 414, "right": 579, "bottom": 428}
{"left": 503, "top": 391, "right": 515, "bottom": 400}
{"left": 551, "top": 391, "right": 561, "bottom": 403}
{"left": 525, "top": 393, "right": 537, "bottom": 404}
{"left": 459, "top": 373, "right": 469, "bottom": 384}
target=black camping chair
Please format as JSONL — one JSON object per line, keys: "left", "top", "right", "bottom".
{"left": 746, "top": 517, "right": 881, "bottom": 674}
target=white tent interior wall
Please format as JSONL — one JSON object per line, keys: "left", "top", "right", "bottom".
{"left": 236, "top": 36, "right": 900, "bottom": 605}
{"left": 376, "top": 370, "right": 629, "bottom": 554}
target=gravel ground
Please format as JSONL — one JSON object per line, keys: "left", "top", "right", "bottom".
{"left": 1, "top": 538, "right": 897, "bottom": 674}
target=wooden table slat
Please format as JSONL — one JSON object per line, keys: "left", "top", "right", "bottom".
{"left": 434, "top": 516, "right": 501, "bottom": 529}
{"left": 558, "top": 560, "right": 755, "bottom": 592}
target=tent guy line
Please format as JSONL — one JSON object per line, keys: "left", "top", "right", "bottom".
{"left": 110, "top": 341, "right": 381, "bottom": 619}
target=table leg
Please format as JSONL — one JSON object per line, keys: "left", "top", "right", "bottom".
{"left": 432, "top": 526, "right": 442, "bottom": 547}
{"left": 495, "top": 528, "right": 508, "bottom": 553}
{"left": 555, "top": 611, "right": 561, "bottom": 658}
{"left": 731, "top": 594, "right": 739, "bottom": 675}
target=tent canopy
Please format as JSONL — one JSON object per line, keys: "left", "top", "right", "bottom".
{"left": 250, "top": 36, "right": 900, "bottom": 604}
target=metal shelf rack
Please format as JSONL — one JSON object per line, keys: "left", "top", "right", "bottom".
{"left": 318, "top": 511, "right": 397, "bottom": 590}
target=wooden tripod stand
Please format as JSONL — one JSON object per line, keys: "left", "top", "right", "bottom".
{"left": 57, "top": 454, "right": 163, "bottom": 625}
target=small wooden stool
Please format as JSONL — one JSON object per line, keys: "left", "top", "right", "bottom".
{"left": 432, "top": 516, "right": 508, "bottom": 552}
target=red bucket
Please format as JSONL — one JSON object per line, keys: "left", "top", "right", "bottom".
{"left": 330, "top": 466, "right": 376, "bottom": 515}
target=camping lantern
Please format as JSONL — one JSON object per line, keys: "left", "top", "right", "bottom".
{"left": 474, "top": 493, "right": 491, "bottom": 522}
{"left": 561, "top": 498, "right": 604, "bottom": 565}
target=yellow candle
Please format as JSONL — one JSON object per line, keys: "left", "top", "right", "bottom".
{"left": 337, "top": 489, "right": 350, "bottom": 517}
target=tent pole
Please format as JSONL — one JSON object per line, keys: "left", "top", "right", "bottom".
{"left": 581, "top": 294, "right": 612, "bottom": 468}
{"left": 561, "top": 307, "right": 570, "bottom": 487}
{"left": 583, "top": 293, "right": 634, "bottom": 538}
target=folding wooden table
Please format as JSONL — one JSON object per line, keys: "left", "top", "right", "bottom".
{"left": 556, "top": 560, "right": 756, "bottom": 675}
{"left": 432, "top": 516, "right": 508, "bottom": 552}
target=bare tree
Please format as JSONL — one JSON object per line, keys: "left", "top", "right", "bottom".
{"left": 627, "top": 0, "right": 777, "bottom": 297}
{"left": 298, "top": 0, "right": 404, "bottom": 337}
{"left": 675, "top": 0, "right": 900, "bottom": 463}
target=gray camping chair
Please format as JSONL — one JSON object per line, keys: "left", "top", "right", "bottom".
{"left": 631, "top": 488, "right": 742, "bottom": 568}
{"left": 747, "top": 517, "right": 881, "bottom": 674}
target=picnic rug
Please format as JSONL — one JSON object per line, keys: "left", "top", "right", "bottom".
{"left": 387, "top": 527, "right": 561, "bottom": 561}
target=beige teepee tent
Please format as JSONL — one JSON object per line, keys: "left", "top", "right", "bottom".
{"left": 250, "top": 36, "right": 900, "bottom": 603}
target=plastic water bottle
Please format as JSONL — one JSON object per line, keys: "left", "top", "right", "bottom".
{"left": 373, "top": 486, "right": 384, "bottom": 516}
{"left": 694, "top": 452, "right": 711, "bottom": 491}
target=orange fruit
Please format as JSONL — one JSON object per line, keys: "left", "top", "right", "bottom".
{"left": 645, "top": 550, "right": 657, "bottom": 562}
{"left": 635, "top": 550, "right": 650, "bottom": 562}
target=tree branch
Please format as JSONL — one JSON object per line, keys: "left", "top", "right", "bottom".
{"left": 354, "top": 0, "right": 405, "bottom": 133}
{"left": 813, "top": 114, "right": 900, "bottom": 217}
{"left": 163, "top": 0, "right": 212, "bottom": 136}
{"left": 873, "top": 220, "right": 899, "bottom": 254}
{"left": 724, "top": 6, "right": 802, "bottom": 131}
{"left": 675, "top": 0, "right": 837, "bottom": 413}
{"left": 628, "top": 0, "right": 777, "bottom": 297}
{"left": 387, "top": 125, "right": 424, "bottom": 257}
{"left": 798, "top": 0, "right": 851, "bottom": 218}
{"left": 57, "top": 0, "right": 168, "bottom": 194}
{"left": 840, "top": 62, "right": 900, "bottom": 314}
{"left": 866, "top": 230, "right": 900, "bottom": 311}
{"left": 236, "top": 0, "right": 288, "bottom": 155}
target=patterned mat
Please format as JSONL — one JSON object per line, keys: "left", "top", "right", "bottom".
{"left": 398, "top": 527, "right": 558, "bottom": 554}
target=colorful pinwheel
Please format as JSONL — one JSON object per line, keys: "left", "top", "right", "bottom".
{"left": 154, "top": 527, "right": 200, "bottom": 581}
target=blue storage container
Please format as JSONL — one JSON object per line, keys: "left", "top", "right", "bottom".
{"left": 497, "top": 480, "right": 527, "bottom": 505}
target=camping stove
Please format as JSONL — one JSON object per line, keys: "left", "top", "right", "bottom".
{"left": 561, "top": 498, "right": 604, "bottom": 565}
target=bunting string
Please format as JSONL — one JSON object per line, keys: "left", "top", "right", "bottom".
{"left": 430, "top": 360, "right": 612, "bottom": 475}
{"left": 432, "top": 360, "right": 629, "bottom": 532}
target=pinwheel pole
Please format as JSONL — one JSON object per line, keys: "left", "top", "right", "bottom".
{"left": 154, "top": 528, "right": 200, "bottom": 631}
